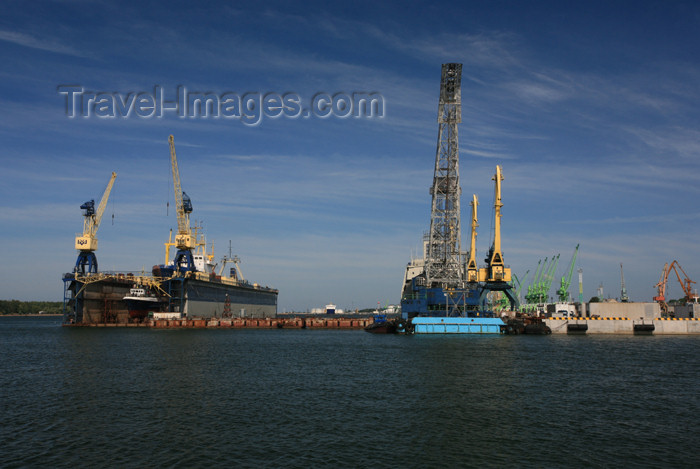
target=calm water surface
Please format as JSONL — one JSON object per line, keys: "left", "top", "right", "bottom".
{"left": 1, "top": 316, "right": 698, "bottom": 468}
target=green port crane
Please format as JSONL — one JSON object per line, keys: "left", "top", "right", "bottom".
{"left": 556, "top": 244, "right": 579, "bottom": 302}
{"left": 539, "top": 254, "right": 560, "bottom": 304}
{"left": 525, "top": 258, "right": 544, "bottom": 305}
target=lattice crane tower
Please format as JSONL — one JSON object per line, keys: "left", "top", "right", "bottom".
{"left": 425, "top": 63, "right": 464, "bottom": 287}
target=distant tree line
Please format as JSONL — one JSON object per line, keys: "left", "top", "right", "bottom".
{"left": 0, "top": 300, "right": 63, "bottom": 315}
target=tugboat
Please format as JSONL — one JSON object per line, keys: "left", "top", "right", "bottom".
{"left": 364, "top": 314, "right": 398, "bottom": 334}
{"left": 503, "top": 313, "right": 552, "bottom": 334}
{"left": 123, "top": 286, "right": 163, "bottom": 321}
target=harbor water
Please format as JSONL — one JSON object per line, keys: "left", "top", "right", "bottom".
{"left": 1, "top": 316, "right": 698, "bottom": 468}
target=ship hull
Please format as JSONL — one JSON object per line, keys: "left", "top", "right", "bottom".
{"left": 170, "top": 277, "right": 278, "bottom": 318}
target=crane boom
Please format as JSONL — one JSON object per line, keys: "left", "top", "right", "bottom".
{"left": 533, "top": 258, "right": 545, "bottom": 286}
{"left": 76, "top": 172, "right": 117, "bottom": 250}
{"left": 668, "top": 260, "right": 698, "bottom": 302}
{"left": 514, "top": 269, "right": 529, "bottom": 305}
{"left": 92, "top": 172, "right": 117, "bottom": 238}
{"left": 168, "top": 135, "right": 194, "bottom": 250}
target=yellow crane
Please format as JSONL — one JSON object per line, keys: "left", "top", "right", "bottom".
{"left": 477, "top": 165, "right": 517, "bottom": 311}
{"left": 466, "top": 194, "right": 479, "bottom": 283}
{"left": 168, "top": 135, "right": 196, "bottom": 272}
{"left": 479, "top": 165, "right": 511, "bottom": 283}
{"left": 74, "top": 171, "right": 117, "bottom": 275}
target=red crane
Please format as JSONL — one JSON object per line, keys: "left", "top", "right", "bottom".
{"left": 654, "top": 261, "right": 699, "bottom": 316}
{"left": 653, "top": 263, "right": 669, "bottom": 315}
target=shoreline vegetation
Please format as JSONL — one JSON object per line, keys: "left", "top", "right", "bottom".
{"left": 0, "top": 300, "right": 63, "bottom": 316}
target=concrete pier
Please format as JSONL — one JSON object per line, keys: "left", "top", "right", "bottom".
{"left": 545, "top": 317, "right": 700, "bottom": 335}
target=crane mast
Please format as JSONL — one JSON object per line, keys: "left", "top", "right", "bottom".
{"left": 74, "top": 171, "right": 117, "bottom": 275}
{"left": 466, "top": 194, "right": 479, "bottom": 283}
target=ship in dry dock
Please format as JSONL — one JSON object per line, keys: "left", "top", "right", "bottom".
{"left": 62, "top": 135, "right": 277, "bottom": 325}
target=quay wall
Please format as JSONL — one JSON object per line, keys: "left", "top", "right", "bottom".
{"left": 545, "top": 317, "right": 700, "bottom": 335}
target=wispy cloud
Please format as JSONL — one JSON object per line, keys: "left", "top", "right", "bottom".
{"left": 0, "top": 29, "right": 88, "bottom": 57}
{"left": 623, "top": 125, "right": 700, "bottom": 160}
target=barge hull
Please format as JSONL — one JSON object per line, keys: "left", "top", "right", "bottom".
{"left": 411, "top": 316, "right": 505, "bottom": 334}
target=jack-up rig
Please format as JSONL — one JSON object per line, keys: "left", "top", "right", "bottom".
{"left": 399, "top": 63, "right": 524, "bottom": 333}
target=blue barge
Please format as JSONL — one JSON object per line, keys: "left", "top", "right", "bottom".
{"left": 411, "top": 316, "right": 506, "bottom": 334}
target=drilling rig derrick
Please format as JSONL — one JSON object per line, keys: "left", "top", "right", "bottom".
{"left": 425, "top": 63, "right": 464, "bottom": 289}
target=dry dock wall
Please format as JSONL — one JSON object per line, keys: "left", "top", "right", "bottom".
{"left": 545, "top": 318, "right": 700, "bottom": 334}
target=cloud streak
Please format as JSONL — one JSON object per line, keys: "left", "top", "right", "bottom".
{"left": 0, "top": 29, "right": 88, "bottom": 57}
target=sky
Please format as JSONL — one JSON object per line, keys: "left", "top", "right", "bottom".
{"left": 1, "top": 0, "right": 699, "bottom": 311}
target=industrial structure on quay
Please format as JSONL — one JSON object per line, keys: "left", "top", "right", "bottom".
{"left": 62, "top": 63, "right": 699, "bottom": 334}
{"left": 393, "top": 62, "right": 698, "bottom": 334}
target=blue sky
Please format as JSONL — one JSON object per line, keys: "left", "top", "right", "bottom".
{"left": 1, "top": 0, "right": 699, "bottom": 310}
